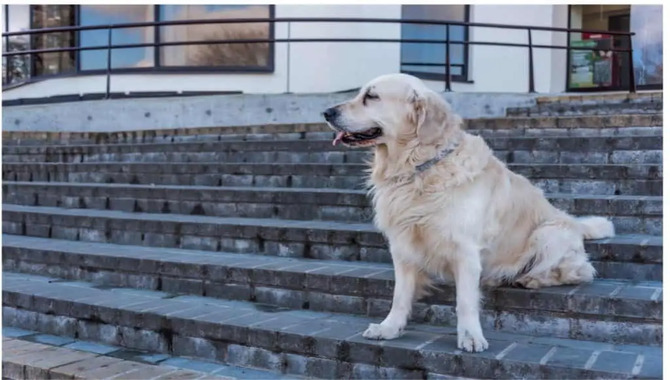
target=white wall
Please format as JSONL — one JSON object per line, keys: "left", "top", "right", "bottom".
{"left": 3, "top": 65, "right": 288, "bottom": 99}
{"left": 461, "top": 4, "right": 568, "bottom": 93}
{"left": 280, "top": 5, "right": 401, "bottom": 93}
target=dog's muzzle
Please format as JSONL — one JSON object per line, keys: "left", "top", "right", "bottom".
{"left": 322, "top": 107, "right": 339, "bottom": 123}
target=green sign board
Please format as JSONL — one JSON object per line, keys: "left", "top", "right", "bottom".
{"left": 569, "top": 40, "right": 597, "bottom": 88}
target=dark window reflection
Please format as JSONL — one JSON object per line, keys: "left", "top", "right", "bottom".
{"left": 3, "top": 5, "right": 32, "bottom": 85}
{"left": 31, "top": 5, "right": 76, "bottom": 76}
{"left": 630, "top": 5, "right": 662, "bottom": 87}
{"left": 401, "top": 5, "right": 469, "bottom": 80}
{"left": 159, "top": 5, "right": 270, "bottom": 67}
{"left": 79, "top": 5, "right": 155, "bottom": 70}
{"left": 3, "top": 4, "right": 273, "bottom": 84}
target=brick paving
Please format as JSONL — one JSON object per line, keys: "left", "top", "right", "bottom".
{"left": 2, "top": 328, "right": 295, "bottom": 379}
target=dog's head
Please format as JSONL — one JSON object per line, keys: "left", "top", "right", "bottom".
{"left": 323, "top": 73, "right": 461, "bottom": 148}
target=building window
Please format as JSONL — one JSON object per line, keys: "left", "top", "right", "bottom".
{"left": 400, "top": 5, "right": 469, "bottom": 82}
{"left": 566, "top": 4, "right": 648, "bottom": 91}
{"left": 2, "top": 4, "right": 274, "bottom": 85}
{"left": 30, "top": 5, "right": 76, "bottom": 77}
{"left": 158, "top": 5, "right": 271, "bottom": 68}
{"left": 630, "top": 5, "right": 662, "bottom": 88}
{"left": 79, "top": 5, "right": 155, "bottom": 70}
{"left": 3, "top": 5, "right": 31, "bottom": 85}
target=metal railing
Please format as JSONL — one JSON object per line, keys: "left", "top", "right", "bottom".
{"left": 2, "top": 17, "right": 637, "bottom": 97}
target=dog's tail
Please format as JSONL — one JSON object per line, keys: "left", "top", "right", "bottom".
{"left": 577, "top": 216, "right": 615, "bottom": 240}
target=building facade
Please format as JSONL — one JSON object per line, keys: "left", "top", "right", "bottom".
{"left": 2, "top": 4, "right": 663, "bottom": 101}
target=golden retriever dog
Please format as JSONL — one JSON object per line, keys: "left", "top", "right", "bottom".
{"left": 322, "top": 73, "right": 615, "bottom": 352}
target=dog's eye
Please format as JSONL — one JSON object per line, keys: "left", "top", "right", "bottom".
{"left": 363, "top": 92, "right": 379, "bottom": 105}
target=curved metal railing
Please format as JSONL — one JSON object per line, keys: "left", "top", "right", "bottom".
{"left": 2, "top": 16, "right": 637, "bottom": 96}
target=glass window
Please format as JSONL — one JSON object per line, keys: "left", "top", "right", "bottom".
{"left": 630, "top": 5, "right": 662, "bottom": 87}
{"left": 3, "top": 4, "right": 32, "bottom": 85}
{"left": 3, "top": 4, "right": 275, "bottom": 85}
{"left": 568, "top": 5, "right": 634, "bottom": 90}
{"left": 30, "top": 5, "right": 76, "bottom": 76}
{"left": 401, "top": 5, "right": 468, "bottom": 80}
{"left": 79, "top": 5, "right": 155, "bottom": 71}
{"left": 158, "top": 5, "right": 271, "bottom": 68}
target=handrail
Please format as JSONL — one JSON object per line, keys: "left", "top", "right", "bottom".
{"left": 1, "top": 38, "right": 635, "bottom": 58}
{"left": 1, "top": 17, "right": 637, "bottom": 37}
{"left": 2, "top": 16, "right": 637, "bottom": 95}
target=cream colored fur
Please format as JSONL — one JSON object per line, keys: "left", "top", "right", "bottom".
{"left": 324, "top": 73, "right": 615, "bottom": 352}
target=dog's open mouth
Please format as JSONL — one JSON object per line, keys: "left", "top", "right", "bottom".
{"left": 332, "top": 127, "right": 382, "bottom": 146}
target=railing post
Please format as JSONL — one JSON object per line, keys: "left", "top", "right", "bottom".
{"left": 286, "top": 21, "right": 291, "bottom": 94}
{"left": 627, "top": 34, "right": 636, "bottom": 93}
{"left": 105, "top": 25, "right": 112, "bottom": 99}
{"left": 5, "top": 35, "right": 11, "bottom": 84}
{"left": 527, "top": 28, "right": 535, "bottom": 93}
{"left": 444, "top": 23, "right": 451, "bottom": 92}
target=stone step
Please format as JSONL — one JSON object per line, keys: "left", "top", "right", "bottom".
{"left": 2, "top": 334, "right": 251, "bottom": 380}
{"left": 535, "top": 92, "right": 662, "bottom": 105}
{"left": 2, "top": 162, "right": 663, "bottom": 196}
{"left": 416, "top": 114, "right": 661, "bottom": 131}
{"left": 2, "top": 182, "right": 662, "bottom": 235}
{"left": 2, "top": 205, "right": 661, "bottom": 281}
{"left": 3, "top": 272, "right": 662, "bottom": 379}
{"left": 2, "top": 136, "right": 663, "bottom": 165}
{"left": 479, "top": 126, "right": 662, "bottom": 138}
{"left": 1, "top": 114, "right": 662, "bottom": 146}
{"left": 3, "top": 134, "right": 661, "bottom": 156}
{"left": 506, "top": 101, "right": 663, "bottom": 117}
{"left": 2, "top": 235, "right": 662, "bottom": 347}
{"left": 3, "top": 125, "right": 664, "bottom": 147}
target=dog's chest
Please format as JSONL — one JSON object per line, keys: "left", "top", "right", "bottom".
{"left": 371, "top": 176, "right": 491, "bottom": 235}
{"left": 371, "top": 183, "right": 451, "bottom": 232}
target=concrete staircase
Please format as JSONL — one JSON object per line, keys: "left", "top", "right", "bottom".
{"left": 2, "top": 94, "right": 663, "bottom": 379}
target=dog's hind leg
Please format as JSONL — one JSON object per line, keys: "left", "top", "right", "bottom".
{"left": 363, "top": 258, "right": 418, "bottom": 340}
{"left": 515, "top": 223, "right": 596, "bottom": 289}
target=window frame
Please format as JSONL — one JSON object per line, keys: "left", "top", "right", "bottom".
{"left": 400, "top": 4, "right": 470, "bottom": 83}
{"left": 8, "top": 4, "right": 275, "bottom": 82}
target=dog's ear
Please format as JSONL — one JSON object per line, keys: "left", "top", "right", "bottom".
{"left": 409, "top": 90, "right": 450, "bottom": 145}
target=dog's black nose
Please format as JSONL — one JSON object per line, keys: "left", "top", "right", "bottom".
{"left": 323, "top": 107, "right": 338, "bottom": 122}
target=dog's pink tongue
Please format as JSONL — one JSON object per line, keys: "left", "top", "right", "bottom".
{"left": 332, "top": 131, "right": 345, "bottom": 146}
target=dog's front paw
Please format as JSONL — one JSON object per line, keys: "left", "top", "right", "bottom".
{"left": 362, "top": 323, "right": 403, "bottom": 340}
{"left": 457, "top": 329, "right": 489, "bottom": 352}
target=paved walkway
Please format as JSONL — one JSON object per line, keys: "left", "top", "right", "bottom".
{"left": 3, "top": 327, "right": 295, "bottom": 379}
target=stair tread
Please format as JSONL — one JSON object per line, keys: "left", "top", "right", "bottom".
{"left": 3, "top": 235, "right": 662, "bottom": 314}
{"left": 2, "top": 162, "right": 663, "bottom": 168}
{"left": 4, "top": 235, "right": 661, "bottom": 344}
{"left": 2, "top": 271, "right": 662, "bottom": 379}
{"left": 6, "top": 163, "right": 661, "bottom": 197}
{"left": 3, "top": 204, "right": 663, "bottom": 243}
{"left": 2, "top": 134, "right": 662, "bottom": 152}
{"left": 4, "top": 181, "right": 664, "bottom": 201}
{"left": 1, "top": 114, "right": 663, "bottom": 146}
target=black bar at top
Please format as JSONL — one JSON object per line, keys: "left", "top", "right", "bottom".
{"left": 1, "top": 17, "right": 637, "bottom": 38}
{"left": 1, "top": 38, "right": 635, "bottom": 58}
